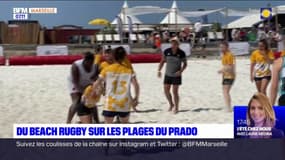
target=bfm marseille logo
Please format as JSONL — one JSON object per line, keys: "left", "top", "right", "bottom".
{"left": 260, "top": 8, "right": 272, "bottom": 20}
{"left": 13, "top": 8, "right": 29, "bottom": 20}
{"left": 12, "top": 8, "right": 57, "bottom": 20}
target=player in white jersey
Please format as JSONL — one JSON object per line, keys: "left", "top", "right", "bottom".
{"left": 66, "top": 52, "right": 99, "bottom": 123}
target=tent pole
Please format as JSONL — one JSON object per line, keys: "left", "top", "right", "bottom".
{"left": 175, "top": 8, "right": 178, "bottom": 34}
{"left": 168, "top": 10, "right": 170, "bottom": 32}
{"left": 267, "top": 3, "right": 271, "bottom": 47}
{"left": 267, "top": 3, "right": 271, "bottom": 29}
{"left": 225, "top": 8, "right": 229, "bottom": 41}
{"left": 275, "top": 7, "right": 279, "bottom": 32}
{"left": 123, "top": 7, "right": 126, "bottom": 43}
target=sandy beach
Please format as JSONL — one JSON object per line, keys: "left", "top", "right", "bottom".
{"left": 0, "top": 58, "right": 259, "bottom": 138}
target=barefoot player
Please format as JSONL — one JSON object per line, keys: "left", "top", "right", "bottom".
{"left": 158, "top": 37, "right": 187, "bottom": 114}
{"left": 218, "top": 41, "right": 236, "bottom": 112}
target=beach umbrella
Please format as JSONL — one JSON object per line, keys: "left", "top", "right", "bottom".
{"left": 88, "top": 18, "right": 110, "bottom": 26}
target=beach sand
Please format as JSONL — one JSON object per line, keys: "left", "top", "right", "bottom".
{"left": 0, "top": 58, "right": 259, "bottom": 138}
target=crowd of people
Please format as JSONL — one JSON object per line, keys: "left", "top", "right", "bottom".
{"left": 142, "top": 22, "right": 284, "bottom": 55}
{"left": 231, "top": 25, "right": 283, "bottom": 49}
{"left": 145, "top": 22, "right": 207, "bottom": 51}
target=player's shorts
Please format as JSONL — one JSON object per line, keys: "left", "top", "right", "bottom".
{"left": 77, "top": 102, "right": 93, "bottom": 116}
{"left": 222, "top": 79, "right": 235, "bottom": 85}
{"left": 164, "top": 75, "right": 182, "bottom": 85}
{"left": 254, "top": 76, "right": 271, "bottom": 82}
{"left": 102, "top": 111, "right": 130, "bottom": 118}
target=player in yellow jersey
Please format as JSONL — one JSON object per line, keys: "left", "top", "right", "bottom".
{"left": 250, "top": 39, "right": 274, "bottom": 95}
{"left": 82, "top": 85, "right": 102, "bottom": 108}
{"left": 91, "top": 46, "right": 140, "bottom": 123}
{"left": 78, "top": 84, "right": 103, "bottom": 123}
{"left": 218, "top": 41, "right": 236, "bottom": 112}
{"left": 78, "top": 48, "right": 113, "bottom": 124}
{"left": 100, "top": 46, "right": 133, "bottom": 71}
{"left": 100, "top": 47, "right": 114, "bottom": 70}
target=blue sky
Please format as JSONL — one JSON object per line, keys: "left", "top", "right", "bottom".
{"left": 0, "top": 1, "right": 284, "bottom": 28}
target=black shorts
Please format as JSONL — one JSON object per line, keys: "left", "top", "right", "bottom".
{"left": 77, "top": 102, "right": 93, "bottom": 116}
{"left": 254, "top": 76, "right": 271, "bottom": 82}
{"left": 102, "top": 111, "right": 130, "bottom": 118}
{"left": 164, "top": 75, "right": 182, "bottom": 85}
{"left": 222, "top": 79, "right": 234, "bottom": 85}
{"left": 278, "top": 94, "right": 285, "bottom": 106}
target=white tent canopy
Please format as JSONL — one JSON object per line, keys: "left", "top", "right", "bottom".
{"left": 111, "top": 2, "right": 285, "bottom": 30}
{"left": 111, "top": 1, "right": 154, "bottom": 31}
{"left": 181, "top": 8, "right": 225, "bottom": 17}
{"left": 125, "top": 6, "right": 170, "bottom": 16}
{"left": 225, "top": 14, "right": 263, "bottom": 29}
{"left": 160, "top": 1, "right": 191, "bottom": 24}
{"left": 111, "top": 1, "right": 142, "bottom": 25}
{"left": 275, "top": 5, "right": 285, "bottom": 14}
{"left": 225, "top": 5, "right": 285, "bottom": 29}
{"left": 220, "top": 9, "right": 259, "bottom": 17}
{"left": 112, "top": 13, "right": 142, "bottom": 25}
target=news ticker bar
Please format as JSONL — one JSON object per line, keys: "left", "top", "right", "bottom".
{"left": 1, "top": 139, "right": 284, "bottom": 160}
{"left": 13, "top": 124, "right": 233, "bottom": 139}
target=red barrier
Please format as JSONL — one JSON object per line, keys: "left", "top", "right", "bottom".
{"left": 8, "top": 54, "right": 162, "bottom": 66}
{"left": 99, "top": 54, "right": 162, "bottom": 63}
{"left": 9, "top": 55, "right": 83, "bottom": 65}
{"left": 128, "top": 54, "right": 162, "bottom": 63}
{"left": 0, "top": 57, "right": 5, "bottom": 65}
